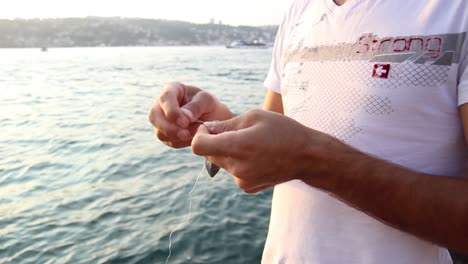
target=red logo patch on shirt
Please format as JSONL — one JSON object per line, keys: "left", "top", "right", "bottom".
{"left": 372, "top": 64, "right": 390, "bottom": 79}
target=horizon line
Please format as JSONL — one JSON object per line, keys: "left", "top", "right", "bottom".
{"left": 0, "top": 16, "right": 279, "bottom": 27}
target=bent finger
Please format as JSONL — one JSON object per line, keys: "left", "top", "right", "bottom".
{"left": 162, "top": 140, "right": 191, "bottom": 149}
{"left": 156, "top": 129, "right": 188, "bottom": 143}
{"left": 159, "top": 84, "right": 189, "bottom": 128}
{"left": 150, "top": 105, "right": 191, "bottom": 141}
{"left": 181, "top": 91, "right": 216, "bottom": 121}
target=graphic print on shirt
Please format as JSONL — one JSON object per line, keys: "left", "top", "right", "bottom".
{"left": 281, "top": 32, "right": 467, "bottom": 141}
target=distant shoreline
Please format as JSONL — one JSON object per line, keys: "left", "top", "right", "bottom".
{"left": 0, "top": 17, "right": 278, "bottom": 49}
{"left": 0, "top": 16, "right": 277, "bottom": 28}
{"left": 0, "top": 45, "right": 275, "bottom": 49}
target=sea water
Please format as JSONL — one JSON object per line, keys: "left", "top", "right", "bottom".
{"left": 0, "top": 46, "right": 272, "bottom": 264}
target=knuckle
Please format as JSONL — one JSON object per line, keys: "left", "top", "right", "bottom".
{"left": 159, "top": 89, "right": 170, "bottom": 102}
{"left": 164, "top": 81, "right": 182, "bottom": 91}
{"left": 164, "top": 141, "right": 186, "bottom": 149}
{"left": 154, "top": 121, "right": 180, "bottom": 140}
{"left": 148, "top": 109, "right": 161, "bottom": 125}
{"left": 198, "top": 91, "right": 214, "bottom": 103}
{"left": 251, "top": 109, "right": 264, "bottom": 121}
{"left": 148, "top": 102, "right": 159, "bottom": 124}
{"left": 244, "top": 109, "right": 255, "bottom": 118}
{"left": 244, "top": 109, "right": 261, "bottom": 125}
{"left": 148, "top": 110, "right": 155, "bottom": 124}
{"left": 222, "top": 119, "right": 233, "bottom": 132}
{"left": 250, "top": 108, "right": 263, "bottom": 115}
{"left": 172, "top": 142, "right": 188, "bottom": 149}
{"left": 247, "top": 108, "right": 262, "bottom": 117}
{"left": 191, "top": 138, "right": 202, "bottom": 155}
{"left": 163, "top": 141, "right": 173, "bottom": 148}
{"left": 159, "top": 86, "right": 177, "bottom": 104}
{"left": 184, "top": 103, "right": 201, "bottom": 118}
{"left": 244, "top": 188, "right": 258, "bottom": 194}
{"left": 165, "top": 108, "right": 179, "bottom": 121}
{"left": 156, "top": 130, "right": 167, "bottom": 141}
{"left": 239, "top": 182, "right": 256, "bottom": 193}
{"left": 185, "top": 91, "right": 213, "bottom": 118}
{"left": 235, "top": 178, "right": 249, "bottom": 192}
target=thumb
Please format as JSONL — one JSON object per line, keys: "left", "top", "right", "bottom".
{"left": 191, "top": 122, "right": 240, "bottom": 156}
{"left": 202, "top": 120, "right": 232, "bottom": 135}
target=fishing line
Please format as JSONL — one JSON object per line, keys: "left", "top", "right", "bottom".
{"left": 165, "top": 165, "right": 205, "bottom": 264}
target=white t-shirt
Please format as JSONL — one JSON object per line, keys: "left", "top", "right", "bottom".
{"left": 263, "top": 0, "right": 468, "bottom": 263}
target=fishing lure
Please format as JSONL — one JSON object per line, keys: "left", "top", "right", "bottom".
{"left": 205, "top": 159, "right": 220, "bottom": 177}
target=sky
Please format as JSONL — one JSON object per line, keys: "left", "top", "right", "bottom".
{"left": 0, "top": 0, "right": 295, "bottom": 26}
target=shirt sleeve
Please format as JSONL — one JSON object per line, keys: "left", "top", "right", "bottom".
{"left": 264, "top": 0, "right": 303, "bottom": 94}
{"left": 263, "top": 22, "right": 286, "bottom": 93}
{"left": 458, "top": 48, "right": 468, "bottom": 106}
{"left": 458, "top": 32, "right": 468, "bottom": 106}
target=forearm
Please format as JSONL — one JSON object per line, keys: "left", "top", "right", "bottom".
{"left": 301, "top": 139, "right": 468, "bottom": 254}
{"left": 262, "top": 89, "right": 284, "bottom": 114}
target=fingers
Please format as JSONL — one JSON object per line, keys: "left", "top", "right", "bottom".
{"left": 202, "top": 120, "right": 233, "bottom": 135}
{"left": 149, "top": 103, "right": 191, "bottom": 141}
{"left": 155, "top": 129, "right": 190, "bottom": 148}
{"left": 191, "top": 112, "right": 257, "bottom": 156}
{"left": 233, "top": 177, "right": 272, "bottom": 193}
{"left": 201, "top": 109, "right": 263, "bottom": 134}
{"left": 181, "top": 91, "right": 216, "bottom": 121}
{"left": 192, "top": 124, "right": 241, "bottom": 157}
{"left": 191, "top": 110, "right": 280, "bottom": 194}
{"left": 149, "top": 82, "right": 207, "bottom": 145}
{"left": 159, "top": 83, "right": 191, "bottom": 128}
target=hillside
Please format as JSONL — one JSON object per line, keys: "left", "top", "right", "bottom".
{"left": 0, "top": 17, "right": 278, "bottom": 48}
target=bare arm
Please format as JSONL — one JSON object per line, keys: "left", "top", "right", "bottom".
{"left": 262, "top": 89, "right": 284, "bottom": 114}
{"left": 461, "top": 104, "right": 468, "bottom": 147}
{"left": 301, "top": 103, "right": 468, "bottom": 254}
{"left": 192, "top": 93, "right": 468, "bottom": 254}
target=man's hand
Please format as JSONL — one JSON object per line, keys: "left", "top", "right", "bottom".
{"left": 148, "top": 82, "right": 233, "bottom": 148}
{"left": 191, "top": 108, "right": 468, "bottom": 253}
{"left": 191, "top": 109, "right": 352, "bottom": 192}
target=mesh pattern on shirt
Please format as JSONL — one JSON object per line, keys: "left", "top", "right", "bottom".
{"left": 283, "top": 60, "right": 449, "bottom": 141}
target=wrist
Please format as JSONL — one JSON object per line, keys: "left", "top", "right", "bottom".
{"left": 298, "top": 129, "right": 367, "bottom": 192}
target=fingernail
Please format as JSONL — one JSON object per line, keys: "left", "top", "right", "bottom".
{"left": 181, "top": 108, "right": 194, "bottom": 121}
{"left": 203, "top": 121, "right": 216, "bottom": 132}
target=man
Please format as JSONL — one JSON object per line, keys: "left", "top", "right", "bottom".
{"left": 149, "top": 0, "right": 468, "bottom": 263}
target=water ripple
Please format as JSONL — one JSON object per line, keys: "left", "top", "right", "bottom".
{"left": 0, "top": 46, "right": 272, "bottom": 264}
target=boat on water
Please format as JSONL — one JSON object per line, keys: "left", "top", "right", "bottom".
{"left": 226, "top": 40, "right": 270, "bottom": 49}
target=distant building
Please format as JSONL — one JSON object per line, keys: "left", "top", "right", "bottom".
{"left": 210, "top": 18, "right": 215, "bottom": 24}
